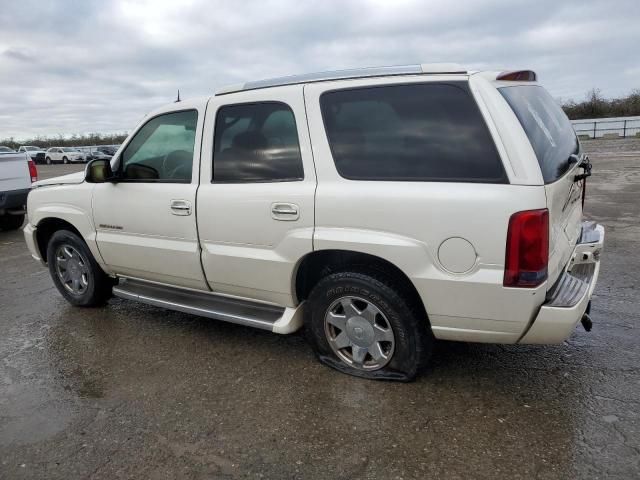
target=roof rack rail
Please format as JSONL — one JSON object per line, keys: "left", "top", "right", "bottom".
{"left": 215, "top": 63, "right": 467, "bottom": 95}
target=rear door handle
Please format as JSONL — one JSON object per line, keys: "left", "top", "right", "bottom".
{"left": 170, "top": 199, "right": 192, "bottom": 216}
{"left": 271, "top": 202, "right": 299, "bottom": 221}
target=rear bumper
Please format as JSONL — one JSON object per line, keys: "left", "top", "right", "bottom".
{"left": 519, "top": 221, "right": 604, "bottom": 344}
{"left": 0, "top": 188, "right": 30, "bottom": 212}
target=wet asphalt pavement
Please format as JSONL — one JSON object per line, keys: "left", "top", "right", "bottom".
{"left": 1, "top": 141, "right": 639, "bottom": 479}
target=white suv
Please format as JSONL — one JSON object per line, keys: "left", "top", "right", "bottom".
{"left": 44, "top": 147, "right": 86, "bottom": 164}
{"left": 24, "top": 64, "right": 604, "bottom": 380}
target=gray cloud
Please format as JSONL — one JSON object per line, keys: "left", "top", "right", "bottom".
{"left": 1, "top": 0, "right": 638, "bottom": 139}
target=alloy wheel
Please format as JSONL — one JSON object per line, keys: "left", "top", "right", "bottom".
{"left": 54, "top": 244, "right": 90, "bottom": 295}
{"left": 324, "top": 295, "right": 395, "bottom": 371}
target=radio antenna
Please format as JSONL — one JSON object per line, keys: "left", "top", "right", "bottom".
{"left": 175, "top": 89, "right": 181, "bottom": 102}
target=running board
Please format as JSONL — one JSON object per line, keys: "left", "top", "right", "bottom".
{"left": 112, "top": 278, "right": 304, "bottom": 334}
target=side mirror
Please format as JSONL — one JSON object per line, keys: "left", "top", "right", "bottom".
{"left": 85, "top": 159, "right": 116, "bottom": 183}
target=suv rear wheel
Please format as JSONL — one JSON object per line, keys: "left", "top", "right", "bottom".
{"left": 46, "top": 230, "right": 113, "bottom": 306}
{"left": 305, "top": 270, "right": 433, "bottom": 381}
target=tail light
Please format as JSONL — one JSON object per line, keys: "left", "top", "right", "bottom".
{"left": 28, "top": 160, "right": 38, "bottom": 183}
{"left": 503, "top": 209, "right": 549, "bottom": 288}
{"left": 496, "top": 70, "right": 537, "bottom": 81}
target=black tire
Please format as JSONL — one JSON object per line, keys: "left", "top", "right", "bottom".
{"left": 46, "top": 156, "right": 51, "bottom": 164}
{"left": 305, "top": 270, "right": 433, "bottom": 381}
{"left": 63, "top": 156, "right": 69, "bottom": 164}
{"left": 0, "top": 214, "right": 25, "bottom": 231}
{"left": 46, "top": 229, "right": 113, "bottom": 307}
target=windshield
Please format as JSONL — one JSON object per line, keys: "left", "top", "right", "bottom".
{"left": 62, "top": 147, "right": 77, "bottom": 152}
{"left": 24, "top": 146, "right": 38, "bottom": 151}
{"left": 499, "top": 85, "right": 578, "bottom": 183}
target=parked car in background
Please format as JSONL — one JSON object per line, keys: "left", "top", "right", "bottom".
{"left": 44, "top": 147, "right": 86, "bottom": 164}
{"left": 0, "top": 146, "right": 16, "bottom": 153}
{"left": 90, "top": 146, "right": 113, "bottom": 160}
{"left": 95, "top": 145, "right": 118, "bottom": 156}
{"left": 18, "top": 146, "right": 47, "bottom": 164}
{"left": 74, "top": 147, "right": 93, "bottom": 161}
{"left": 1, "top": 150, "right": 36, "bottom": 230}
{"left": 24, "top": 64, "right": 603, "bottom": 381}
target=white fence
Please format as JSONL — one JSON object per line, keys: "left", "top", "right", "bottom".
{"left": 571, "top": 116, "right": 640, "bottom": 139}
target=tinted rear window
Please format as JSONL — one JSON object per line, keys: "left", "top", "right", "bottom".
{"left": 213, "top": 102, "right": 304, "bottom": 183}
{"left": 499, "top": 85, "right": 578, "bottom": 183}
{"left": 320, "top": 82, "right": 506, "bottom": 182}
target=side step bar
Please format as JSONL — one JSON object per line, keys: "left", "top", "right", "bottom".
{"left": 112, "top": 278, "right": 304, "bottom": 334}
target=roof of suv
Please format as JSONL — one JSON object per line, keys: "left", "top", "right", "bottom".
{"left": 215, "top": 63, "right": 468, "bottom": 96}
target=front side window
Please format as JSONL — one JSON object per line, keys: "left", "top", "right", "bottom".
{"left": 120, "top": 110, "right": 198, "bottom": 182}
{"left": 320, "top": 82, "right": 506, "bottom": 182}
{"left": 213, "top": 102, "right": 304, "bottom": 183}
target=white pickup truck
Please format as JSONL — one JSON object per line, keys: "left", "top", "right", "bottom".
{"left": 1, "top": 149, "right": 37, "bottom": 230}
{"left": 24, "top": 64, "right": 604, "bottom": 380}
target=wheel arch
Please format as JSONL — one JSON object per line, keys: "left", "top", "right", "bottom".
{"left": 35, "top": 217, "right": 85, "bottom": 263}
{"left": 294, "top": 249, "right": 428, "bottom": 321}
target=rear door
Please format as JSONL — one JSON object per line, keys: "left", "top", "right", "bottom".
{"left": 499, "top": 85, "right": 584, "bottom": 285}
{"left": 197, "top": 86, "right": 316, "bottom": 307}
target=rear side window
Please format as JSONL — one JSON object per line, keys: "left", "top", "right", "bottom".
{"left": 499, "top": 85, "right": 578, "bottom": 183}
{"left": 320, "top": 83, "right": 506, "bottom": 182}
{"left": 213, "top": 102, "right": 304, "bottom": 183}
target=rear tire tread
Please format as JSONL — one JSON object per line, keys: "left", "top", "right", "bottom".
{"left": 305, "top": 268, "right": 433, "bottom": 381}
{"left": 0, "top": 214, "right": 25, "bottom": 231}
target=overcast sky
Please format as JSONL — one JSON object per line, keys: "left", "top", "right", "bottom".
{"left": 1, "top": 0, "right": 639, "bottom": 139}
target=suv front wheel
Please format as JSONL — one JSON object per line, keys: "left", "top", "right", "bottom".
{"left": 305, "top": 270, "right": 433, "bottom": 381}
{"left": 46, "top": 230, "right": 113, "bottom": 307}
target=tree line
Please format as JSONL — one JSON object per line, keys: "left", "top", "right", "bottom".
{"left": 561, "top": 88, "right": 640, "bottom": 120}
{"left": 2, "top": 89, "right": 639, "bottom": 147}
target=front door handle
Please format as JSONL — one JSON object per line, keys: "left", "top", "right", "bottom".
{"left": 170, "top": 199, "right": 192, "bottom": 216}
{"left": 271, "top": 202, "right": 299, "bottom": 221}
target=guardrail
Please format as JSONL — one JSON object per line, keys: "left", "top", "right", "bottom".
{"left": 571, "top": 116, "right": 640, "bottom": 139}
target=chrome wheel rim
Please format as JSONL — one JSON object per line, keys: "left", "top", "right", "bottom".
{"left": 324, "top": 296, "right": 395, "bottom": 371}
{"left": 54, "top": 244, "right": 89, "bottom": 295}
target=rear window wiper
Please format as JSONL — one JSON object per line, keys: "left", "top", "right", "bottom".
{"left": 571, "top": 154, "right": 592, "bottom": 182}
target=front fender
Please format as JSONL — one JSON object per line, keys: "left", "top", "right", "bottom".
{"left": 27, "top": 183, "right": 110, "bottom": 272}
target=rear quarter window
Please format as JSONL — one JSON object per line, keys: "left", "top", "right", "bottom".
{"left": 499, "top": 85, "right": 579, "bottom": 183}
{"left": 320, "top": 82, "right": 506, "bottom": 183}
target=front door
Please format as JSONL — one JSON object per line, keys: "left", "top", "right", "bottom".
{"left": 92, "top": 102, "right": 208, "bottom": 290}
